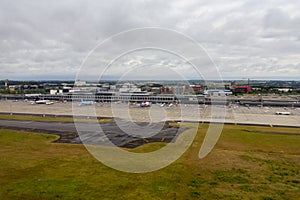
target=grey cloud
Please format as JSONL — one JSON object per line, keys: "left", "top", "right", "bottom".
{"left": 0, "top": 0, "right": 300, "bottom": 80}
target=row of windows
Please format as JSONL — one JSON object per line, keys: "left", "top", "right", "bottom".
{"left": 41, "top": 95, "right": 177, "bottom": 102}
{"left": 0, "top": 94, "right": 204, "bottom": 103}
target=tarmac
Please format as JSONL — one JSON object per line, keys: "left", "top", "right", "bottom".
{"left": 0, "top": 100, "right": 299, "bottom": 127}
{"left": 0, "top": 100, "right": 299, "bottom": 148}
{"left": 0, "top": 119, "right": 185, "bottom": 148}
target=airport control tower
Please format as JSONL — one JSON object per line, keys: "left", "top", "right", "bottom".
{"left": 4, "top": 79, "right": 8, "bottom": 88}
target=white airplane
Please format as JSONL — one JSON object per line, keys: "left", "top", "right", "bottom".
{"left": 79, "top": 99, "right": 95, "bottom": 106}
{"left": 33, "top": 100, "right": 54, "bottom": 105}
{"left": 275, "top": 111, "right": 291, "bottom": 115}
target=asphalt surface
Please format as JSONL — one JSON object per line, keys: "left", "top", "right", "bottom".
{"left": 1, "top": 100, "right": 300, "bottom": 148}
{"left": 0, "top": 119, "right": 184, "bottom": 148}
{"left": 1, "top": 100, "right": 300, "bottom": 127}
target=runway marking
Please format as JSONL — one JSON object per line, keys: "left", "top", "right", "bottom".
{"left": 19, "top": 121, "right": 33, "bottom": 124}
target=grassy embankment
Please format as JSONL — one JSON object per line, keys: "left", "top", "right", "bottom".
{"left": 0, "top": 123, "right": 300, "bottom": 199}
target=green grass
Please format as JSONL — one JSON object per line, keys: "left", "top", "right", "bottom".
{"left": 0, "top": 114, "right": 74, "bottom": 122}
{"left": 0, "top": 114, "right": 112, "bottom": 123}
{"left": 0, "top": 124, "right": 300, "bottom": 199}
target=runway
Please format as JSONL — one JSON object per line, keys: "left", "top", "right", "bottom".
{"left": 0, "top": 119, "right": 184, "bottom": 148}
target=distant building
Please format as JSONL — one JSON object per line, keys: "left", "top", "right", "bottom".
{"left": 189, "top": 85, "right": 202, "bottom": 93}
{"left": 119, "top": 83, "right": 141, "bottom": 93}
{"left": 203, "top": 89, "right": 232, "bottom": 97}
{"left": 234, "top": 85, "right": 251, "bottom": 93}
{"left": 50, "top": 90, "right": 57, "bottom": 95}
{"left": 160, "top": 87, "right": 175, "bottom": 94}
{"left": 277, "top": 88, "right": 291, "bottom": 92}
{"left": 8, "top": 85, "right": 15, "bottom": 92}
{"left": 29, "top": 85, "right": 38, "bottom": 89}
{"left": 74, "top": 80, "right": 87, "bottom": 86}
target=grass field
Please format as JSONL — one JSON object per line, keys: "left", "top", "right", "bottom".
{"left": 0, "top": 124, "right": 300, "bottom": 199}
{"left": 0, "top": 114, "right": 112, "bottom": 123}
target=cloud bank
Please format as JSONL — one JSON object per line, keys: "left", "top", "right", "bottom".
{"left": 0, "top": 0, "right": 300, "bottom": 80}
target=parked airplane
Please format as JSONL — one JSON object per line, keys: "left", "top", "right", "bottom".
{"left": 275, "top": 111, "right": 291, "bottom": 115}
{"left": 139, "top": 101, "right": 151, "bottom": 107}
{"left": 79, "top": 99, "right": 95, "bottom": 106}
{"left": 32, "top": 100, "right": 54, "bottom": 105}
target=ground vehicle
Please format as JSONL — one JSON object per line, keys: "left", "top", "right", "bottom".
{"left": 140, "top": 101, "right": 151, "bottom": 107}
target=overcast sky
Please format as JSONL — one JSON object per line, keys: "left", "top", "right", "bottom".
{"left": 1, "top": 0, "right": 300, "bottom": 80}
